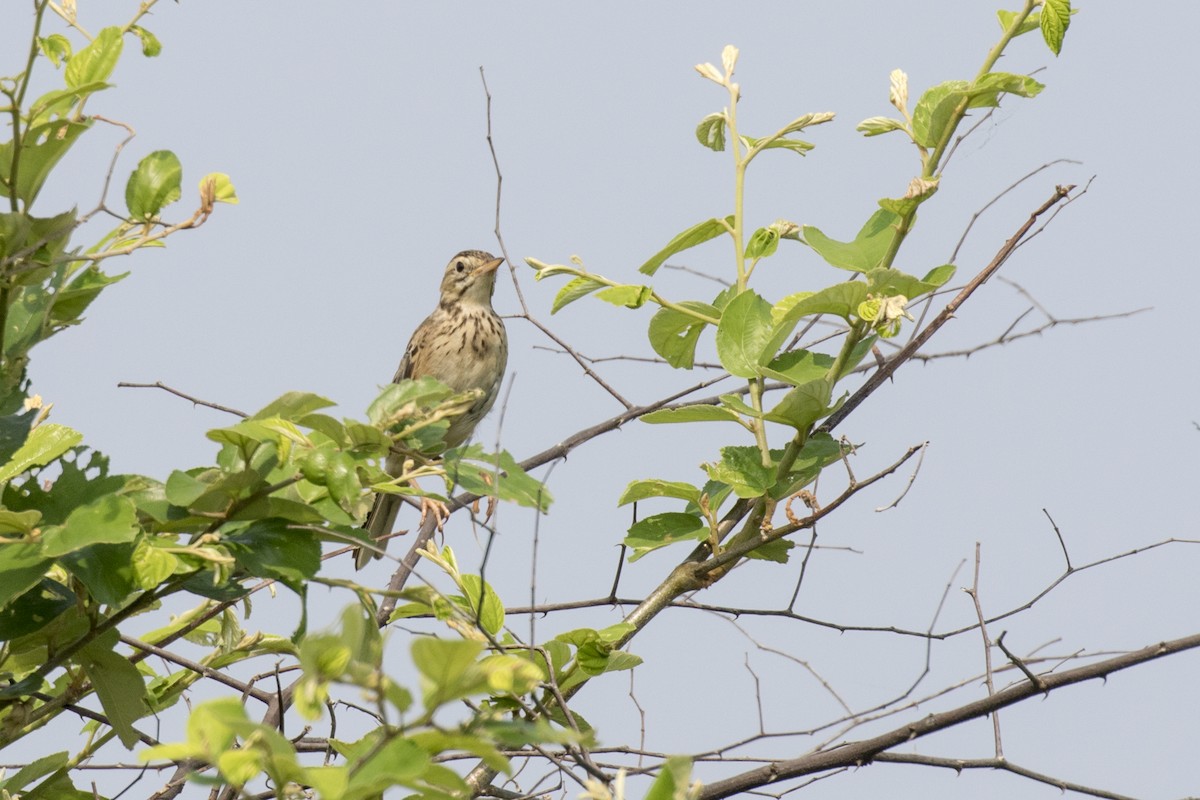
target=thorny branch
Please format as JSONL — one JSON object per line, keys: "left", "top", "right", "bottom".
{"left": 92, "top": 61, "right": 1179, "bottom": 800}
{"left": 696, "top": 632, "right": 1200, "bottom": 799}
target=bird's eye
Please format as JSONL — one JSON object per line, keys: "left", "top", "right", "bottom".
{"left": 455, "top": 260, "right": 466, "bottom": 273}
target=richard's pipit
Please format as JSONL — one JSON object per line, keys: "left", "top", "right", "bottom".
{"left": 355, "top": 250, "right": 507, "bottom": 568}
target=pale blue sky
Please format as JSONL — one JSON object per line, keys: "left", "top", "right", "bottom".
{"left": 7, "top": 2, "right": 1200, "bottom": 797}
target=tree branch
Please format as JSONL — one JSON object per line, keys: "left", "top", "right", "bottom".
{"left": 697, "top": 631, "right": 1200, "bottom": 799}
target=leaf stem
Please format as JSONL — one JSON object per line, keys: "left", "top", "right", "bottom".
{"left": 747, "top": 378, "right": 772, "bottom": 468}
{"left": 880, "top": 0, "right": 1037, "bottom": 271}
{"left": 726, "top": 84, "right": 747, "bottom": 292}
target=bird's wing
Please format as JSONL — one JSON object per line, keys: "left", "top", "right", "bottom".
{"left": 391, "top": 328, "right": 422, "bottom": 383}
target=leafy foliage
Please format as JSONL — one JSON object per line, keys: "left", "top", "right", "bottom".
{"left": 0, "top": 2, "right": 1080, "bottom": 798}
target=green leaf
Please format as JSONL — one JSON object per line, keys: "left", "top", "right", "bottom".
{"left": 367, "top": 376, "right": 454, "bottom": 427}
{"left": 715, "top": 289, "right": 773, "bottom": 377}
{"left": 0, "top": 119, "right": 92, "bottom": 204}
{"left": 922, "top": 263, "right": 956, "bottom": 288}
{"left": 647, "top": 301, "right": 717, "bottom": 369}
{"left": 744, "top": 227, "right": 779, "bottom": 260}
{"left": 200, "top": 172, "right": 238, "bottom": 205}
{"left": 64, "top": 27, "right": 123, "bottom": 88}
{"left": 41, "top": 494, "right": 139, "bottom": 557}
{"left": 624, "top": 512, "right": 707, "bottom": 559}
{"left": 129, "top": 25, "right": 162, "bottom": 57}
{"left": 445, "top": 447, "right": 552, "bottom": 512}
{"left": 131, "top": 539, "right": 179, "bottom": 589}
{"left": 459, "top": 575, "right": 504, "bottom": 636}
{"left": 772, "top": 282, "right": 869, "bottom": 323}
{"left": 250, "top": 391, "right": 335, "bottom": 422}
{"left": 0, "top": 423, "right": 82, "bottom": 482}
{"left": 164, "top": 469, "right": 209, "bottom": 507}
{"left": 0, "top": 508, "right": 41, "bottom": 534}
{"left": 759, "top": 348, "right": 834, "bottom": 387}
{"left": 552, "top": 276, "right": 604, "bottom": 314}
{"left": 912, "top": 72, "right": 1044, "bottom": 148}
{"left": 78, "top": 629, "right": 149, "bottom": 748}
{"left": 126, "top": 150, "right": 182, "bottom": 220}
{"left": 717, "top": 393, "right": 760, "bottom": 417}
{"left": 0, "top": 406, "right": 37, "bottom": 464}
{"left": 639, "top": 216, "right": 732, "bottom": 276}
{"left": 695, "top": 112, "right": 727, "bottom": 151}
{"left": 1041, "top": 0, "right": 1071, "bottom": 55}
{"left": 763, "top": 378, "right": 834, "bottom": 430}
{"left": 297, "top": 413, "right": 347, "bottom": 446}
{"left": 997, "top": 9, "right": 1042, "bottom": 37}
{"left": 595, "top": 283, "right": 653, "bottom": 309}
{"left": 802, "top": 209, "right": 899, "bottom": 272}
{"left": 61, "top": 542, "right": 138, "bottom": 605}
{"left": 0, "top": 750, "right": 69, "bottom": 792}
{"left": 911, "top": 80, "right": 970, "bottom": 148}
{"left": 0, "top": 212, "right": 32, "bottom": 260}
{"left": 0, "top": 579, "right": 73, "bottom": 639}
{"left": 764, "top": 282, "right": 869, "bottom": 358}
{"left": 745, "top": 538, "right": 795, "bottom": 563}
{"left": 741, "top": 134, "right": 815, "bottom": 155}
{"left": 704, "top": 446, "right": 773, "bottom": 499}
{"left": 773, "top": 433, "right": 850, "bottom": 499}
{"left": 411, "top": 638, "right": 487, "bottom": 709}
{"left": 50, "top": 265, "right": 127, "bottom": 325}
{"left": 338, "top": 731, "right": 430, "bottom": 792}
{"left": 226, "top": 519, "right": 320, "bottom": 591}
{"left": 640, "top": 404, "right": 741, "bottom": 425}
{"left": 409, "top": 731, "right": 511, "bottom": 774}
{"left": 617, "top": 479, "right": 701, "bottom": 506}
{"left": 0, "top": 541, "right": 51, "bottom": 609}
{"left": 970, "top": 72, "right": 1045, "bottom": 107}
{"left": 644, "top": 756, "right": 695, "bottom": 800}
{"left": 856, "top": 116, "right": 908, "bottom": 137}
{"left": 866, "top": 266, "right": 950, "bottom": 300}
{"left": 37, "top": 35, "right": 72, "bottom": 68}
{"left": 26, "top": 82, "right": 108, "bottom": 127}
{"left": 777, "top": 111, "right": 836, "bottom": 135}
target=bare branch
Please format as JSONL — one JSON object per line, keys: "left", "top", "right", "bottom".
{"left": 948, "top": 159, "right": 1081, "bottom": 264}
{"left": 871, "top": 753, "right": 1139, "bottom": 800}
{"left": 117, "top": 381, "right": 248, "bottom": 418}
{"left": 963, "top": 543, "right": 1003, "bottom": 757}
{"left": 697, "top": 631, "right": 1200, "bottom": 799}
{"left": 874, "top": 440, "right": 928, "bottom": 512}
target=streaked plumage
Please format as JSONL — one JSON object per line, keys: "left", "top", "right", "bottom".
{"left": 355, "top": 250, "right": 507, "bottom": 568}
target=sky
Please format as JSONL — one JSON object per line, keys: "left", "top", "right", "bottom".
{"left": 6, "top": 1, "right": 1200, "bottom": 798}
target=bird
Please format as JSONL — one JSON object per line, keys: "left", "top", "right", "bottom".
{"left": 355, "top": 250, "right": 508, "bottom": 569}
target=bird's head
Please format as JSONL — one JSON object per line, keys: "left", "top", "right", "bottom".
{"left": 439, "top": 250, "right": 504, "bottom": 306}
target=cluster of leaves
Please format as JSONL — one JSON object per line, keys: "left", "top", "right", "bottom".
{"left": 0, "top": 6, "right": 564, "bottom": 798}
{"left": 0, "top": 14, "right": 236, "bottom": 405}
{"left": 139, "top": 604, "right": 554, "bottom": 800}
{"left": 529, "top": 4, "right": 1067, "bottom": 569}
{"left": 0, "top": 1, "right": 1075, "bottom": 798}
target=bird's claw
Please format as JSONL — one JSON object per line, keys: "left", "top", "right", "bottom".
{"left": 420, "top": 497, "right": 451, "bottom": 531}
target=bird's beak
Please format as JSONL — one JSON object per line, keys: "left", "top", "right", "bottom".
{"left": 473, "top": 257, "right": 505, "bottom": 277}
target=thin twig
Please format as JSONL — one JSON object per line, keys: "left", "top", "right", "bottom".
{"left": 948, "top": 159, "right": 1081, "bottom": 264}
{"left": 117, "top": 381, "right": 248, "bottom": 418}
{"left": 874, "top": 440, "right": 928, "bottom": 512}
{"left": 479, "top": 66, "right": 632, "bottom": 410}
{"left": 870, "top": 753, "right": 1138, "bottom": 800}
{"left": 995, "top": 632, "right": 1049, "bottom": 696}
{"left": 963, "top": 542, "right": 1002, "bottom": 758}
